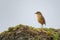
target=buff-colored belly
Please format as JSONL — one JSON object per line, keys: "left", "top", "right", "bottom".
{"left": 37, "top": 15, "right": 45, "bottom": 25}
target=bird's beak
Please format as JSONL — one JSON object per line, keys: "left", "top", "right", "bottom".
{"left": 35, "top": 13, "right": 37, "bottom": 14}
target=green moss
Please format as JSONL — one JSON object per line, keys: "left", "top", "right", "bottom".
{"left": 0, "top": 24, "right": 60, "bottom": 40}
{"left": 53, "top": 32, "right": 59, "bottom": 40}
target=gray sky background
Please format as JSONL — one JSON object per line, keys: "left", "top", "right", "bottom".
{"left": 0, "top": 0, "right": 60, "bottom": 32}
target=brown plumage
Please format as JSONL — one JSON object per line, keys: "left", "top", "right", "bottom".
{"left": 35, "top": 11, "right": 46, "bottom": 28}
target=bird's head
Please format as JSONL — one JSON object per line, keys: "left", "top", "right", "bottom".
{"left": 35, "top": 11, "right": 42, "bottom": 15}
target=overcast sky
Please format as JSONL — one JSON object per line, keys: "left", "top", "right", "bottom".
{"left": 0, "top": 0, "right": 60, "bottom": 32}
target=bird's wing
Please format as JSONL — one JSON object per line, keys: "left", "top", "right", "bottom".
{"left": 41, "top": 16, "right": 46, "bottom": 25}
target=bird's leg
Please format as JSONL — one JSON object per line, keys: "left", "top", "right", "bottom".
{"left": 40, "top": 24, "right": 44, "bottom": 35}
{"left": 41, "top": 24, "right": 43, "bottom": 28}
{"left": 41, "top": 24, "right": 43, "bottom": 32}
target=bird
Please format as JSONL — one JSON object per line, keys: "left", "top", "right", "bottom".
{"left": 35, "top": 11, "right": 46, "bottom": 28}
